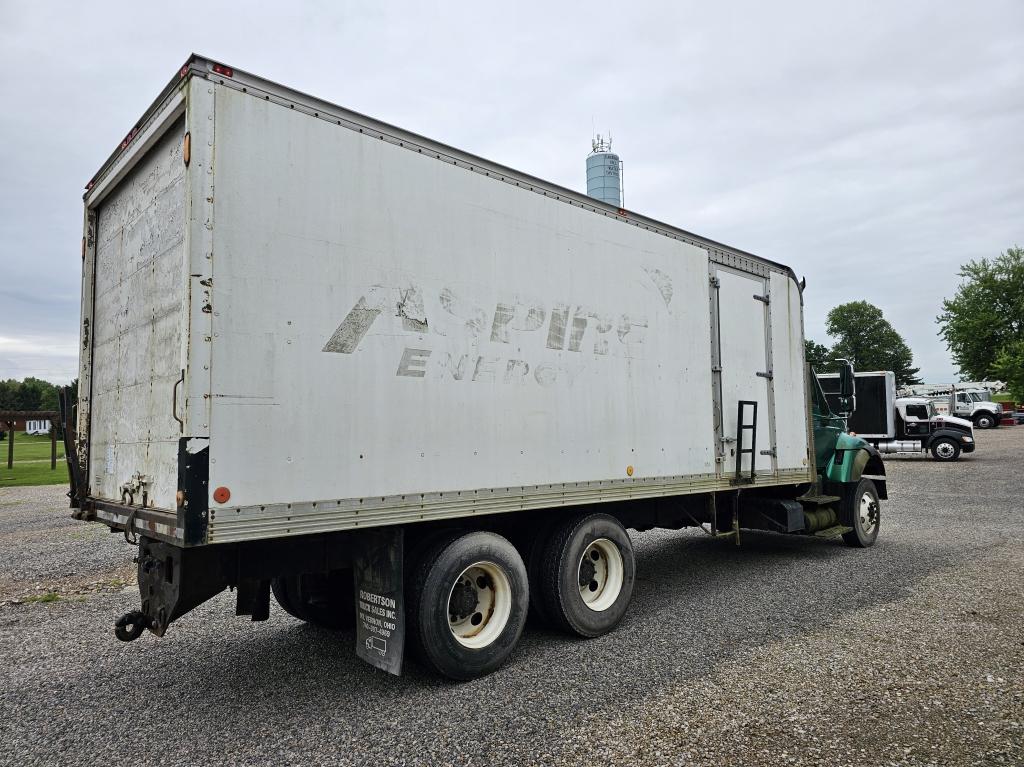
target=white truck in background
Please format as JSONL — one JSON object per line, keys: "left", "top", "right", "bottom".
{"left": 932, "top": 389, "right": 1002, "bottom": 429}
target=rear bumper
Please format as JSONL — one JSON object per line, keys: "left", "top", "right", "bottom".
{"left": 80, "top": 498, "right": 184, "bottom": 546}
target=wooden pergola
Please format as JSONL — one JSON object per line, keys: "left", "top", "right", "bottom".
{"left": 1, "top": 410, "right": 60, "bottom": 470}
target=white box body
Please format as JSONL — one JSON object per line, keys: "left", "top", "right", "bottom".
{"left": 78, "top": 60, "right": 812, "bottom": 545}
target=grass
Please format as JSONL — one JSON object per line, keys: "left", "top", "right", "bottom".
{"left": 0, "top": 432, "right": 64, "bottom": 460}
{"left": 0, "top": 432, "right": 69, "bottom": 487}
{"left": 21, "top": 592, "right": 61, "bottom": 604}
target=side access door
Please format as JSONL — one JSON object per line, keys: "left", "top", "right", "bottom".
{"left": 711, "top": 266, "right": 775, "bottom": 480}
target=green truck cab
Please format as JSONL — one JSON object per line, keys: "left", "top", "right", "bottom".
{"left": 808, "top": 361, "right": 887, "bottom": 547}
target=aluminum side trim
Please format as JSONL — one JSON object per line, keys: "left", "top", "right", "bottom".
{"left": 207, "top": 469, "right": 814, "bottom": 543}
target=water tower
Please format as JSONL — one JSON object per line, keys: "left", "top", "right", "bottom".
{"left": 586, "top": 134, "right": 622, "bottom": 207}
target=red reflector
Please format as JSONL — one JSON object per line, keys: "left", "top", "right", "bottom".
{"left": 212, "top": 63, "right": 234, "bottom": 77}
{"left": 120, "top": 126, "right": 139, "bottom": 150}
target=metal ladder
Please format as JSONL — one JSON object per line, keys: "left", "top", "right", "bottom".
{"left": 733, "top": 400, "right": 758, "bottom": 484}
{"left": 682, "top": 399, "right": 759, "bottom": 545}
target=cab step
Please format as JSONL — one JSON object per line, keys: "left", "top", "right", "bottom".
{"left": 813, "top": 525, "right": 853, "bottom": 539}
{"left": 797, "top": 494, "right": 841, "bottom": 507}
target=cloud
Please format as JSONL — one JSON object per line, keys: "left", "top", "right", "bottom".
{"left": 0, "top": 334, "right": 79, "bottom": 384}
{"left": 1, "top": 0, "right": 1021, "bottom": 384}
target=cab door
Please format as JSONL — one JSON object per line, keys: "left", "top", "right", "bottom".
{"left": 954, "top": 392, "right": 971, "bottom": 417}
{"left": 903, "top": 402, "right": 931, "bottom": 438}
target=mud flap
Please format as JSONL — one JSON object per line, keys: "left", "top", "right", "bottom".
{"left": 352, "top": 528, "right": 404, "bottom": 675}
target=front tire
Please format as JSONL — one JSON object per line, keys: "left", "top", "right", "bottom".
{"left": 840, "top": 478, "right": 880, "bottom": 548}
{"left": 406, "top": 531, "right": 528, "bottom": 680}
{"left": 930, "top": 437, "right": 961, "bottom": 462}
{"left": 539, "top": 512, "right": 635, "bottom": 638}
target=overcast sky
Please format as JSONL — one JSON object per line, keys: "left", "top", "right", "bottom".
{"left": 1, "top": 1, "right": 1021, "bottom": 384}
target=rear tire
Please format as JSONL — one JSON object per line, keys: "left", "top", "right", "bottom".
{"left": 539, "top": 512, "right": 635, "bottom": 638}
{"left": 271, "top": 576, "right": 303, "bottom": 620}
{"left": 272, "top": 570, "right": 354, "bottom": 629}
{"left": 406, "top": 531, "right": 528, "bottom": 680}
{"left": 930, "top": 437, "right": 961, "bottom": 462}
{"left": 510, "top": 518, "right": 556, "bottom": 627}
{"left": 840, "top": 478, "right": 880, "bottom": 548}
{"left": 974, "top": 412, "right": 996, "bottom": 429}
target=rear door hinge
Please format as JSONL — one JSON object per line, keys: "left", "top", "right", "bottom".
{"left": 709, "top": 276, "right": 720, "bottom": 288}
{"left": 760, "top": 448, "right": 776, "bottom": 457}
{"left": 756, "top": 370, "right": 774, "bottom": 380}
{"left": 753, "top": 294, "right": 770, "bottom": 304}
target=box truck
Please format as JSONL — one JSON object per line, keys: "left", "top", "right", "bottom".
{"left": 66, "top": 55, "right": 887, "bottom": 679}
{"left": 819, "top": 371, "right": 975, "bottom": 461}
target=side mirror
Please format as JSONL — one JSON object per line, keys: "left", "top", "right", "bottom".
{"left": 836, "top": 359, "right": 856, "bottom": 415}
{"left": 838, "top": 360, "right": 855, "bottom": 398}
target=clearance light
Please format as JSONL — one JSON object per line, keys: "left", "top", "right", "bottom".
{"left": 213, "top": 486, "right": 231, "bottom": 504}
{"left": 212, "top": 63, "right": 234, "bottom": 78}
{"left": 120, "top": 126, "right": 140, "bottom": 150}
{"left": 626, "top": 465, "right": 634, "bottom": 477}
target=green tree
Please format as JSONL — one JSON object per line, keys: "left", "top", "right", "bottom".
{"left": 804, "top": 339, "right": 833, "bottom": 372}
{"left": 825, "top": 301, "right": 922, "bottom": 386}
{"left": 14, "top": 377, "right": 56, "bottom": 411}
{"left": 992, "top": 340, "right": 1024, "bottom": 401}
{"left": 0, "top": 377, "right": 64, "bottom": 412}
{"left": 0, "top": 379, "right": 19, "bottom": 410}
{"left": 937, "top": 246, "right": 1024, "bottom": 397}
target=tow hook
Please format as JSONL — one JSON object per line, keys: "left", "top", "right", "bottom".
{"left": 114, "top": 610, "right": 151, "bottom": 642}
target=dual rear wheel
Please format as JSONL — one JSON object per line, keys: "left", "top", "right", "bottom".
{"left": 407, "top": 513, "right": 635, "bottom": 680}
{"left": 271, "top": 513, "right": 636, "bottom": 680}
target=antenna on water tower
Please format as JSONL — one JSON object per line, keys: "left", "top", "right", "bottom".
{"left": 587, "top": 132, "right": 623, "bottom": 208}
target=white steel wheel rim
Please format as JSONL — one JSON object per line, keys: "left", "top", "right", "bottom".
{"left": 447, "top": 562, "right": 512, "bottom": 649}
{"left": 578, "top": 538, "right": 624, "bottom": 612}
{"left": 858, "top": 493, "right": 878, "bottom": 535}
{"left": 936, "top": 441, "right": 956, "bottom": 458}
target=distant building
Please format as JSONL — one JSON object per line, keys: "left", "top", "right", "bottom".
{"left": 0, "top": 417, "right": 55, "bottom": 435}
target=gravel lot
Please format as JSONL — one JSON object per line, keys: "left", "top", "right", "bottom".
{"left": 0, "top": 429, "right": 1021, "bottom": 766}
